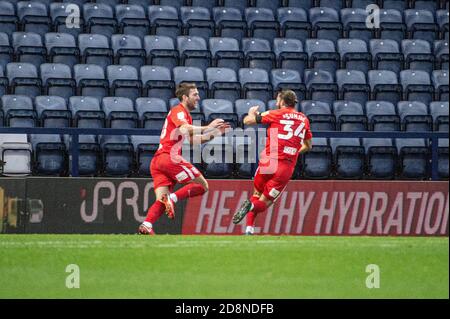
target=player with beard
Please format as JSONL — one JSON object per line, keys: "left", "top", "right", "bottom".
{"left": 139, "top": 83, "right": 230, "bottom": 235}
{"left": 232, "top": 90, "right": 313, "bottom": 235}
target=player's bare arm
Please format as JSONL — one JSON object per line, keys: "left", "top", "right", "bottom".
{"left": 179, "top": 121, "right": 231, "bottom": 145}
{"left": 299, "top": 138, "right": 313, "bottom": 154}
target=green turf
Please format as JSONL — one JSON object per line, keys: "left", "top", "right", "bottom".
{"left": 0, "top": 235, "right": 448, "bottom": 299}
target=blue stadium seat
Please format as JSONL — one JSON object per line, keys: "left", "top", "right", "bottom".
{"left": 30, "top": 133, "right": 68, "bottom": 176}
{"left": 333, "top": 101, "right": 368, "bottom": 131}
{"left": 397, "top": 101, "right": 432, "bottom": 131}
{"left": 74, "top": 64, "right": 109, "bottom": 100}
{"left": 370, "top": 39, "right": 404, "bottom": 75}
{"left": 144, "top": 35, "right": 178, "bottom": 70}
{"left": 83, "top": 3, "right": 117, "bottom": 37}
{"left": 140, "top": 65, "right": 174, "bottom": 104}
{"left": 316, "top": 0, "right": 345, "bottom": 12}
{"left": 273, "top": 38, "right": 307, "bottom": 75}
{"left": 148, "top": 5, "right": 182, "bottom": 41}
{"left": 160, "top": 0, "right": 183, "bottom": 10}
{"left": 402, "top": 39, "right": 435, "bottom": 73}
{"left": 6, "top": 62, "right": 42, "bottom": 98}
{"left": 405, "top": 9, "right": 438, "bottom": 44}
{"left": 301, "top": 137, "right": 332, "bottom": 179}
{"left": 284, "top": 0, "right": 313, "bottom": 10}
{"left": 35, "top": 95, "right": 71, "bottom": 128}
{"left": 330, "top": 138, "right": 365, "bottom": 179}
{"left": 366, "top": 101, "right": 401, "bottom": 131}
{"left": 301, "top": 100, "right": 336, "bottom": 131}
{"left": 436, "top": 9, "right": 448, "bottom": 40}
{"left": 135, "top": 97, "right": 168, "bottom": 128}
{"left": 12, "top": 32, "right": 46, "bottom": 69}
{"left": 78, "top": 33, "right": 113, "bottom": 69}
{"left": 337, "top": 38, "right": 371, "bottom": 74}
{"left": 177, "top": 35, "right": 211, "bottom": 73}
{"left": 66, "top": 134, "right": 101, "bottom": 177}
{"left": 383, "top": 0, "right": 408, "bottom": 11}
{"left": 378, "top": 9, "right": 406, "bottom": 45}
{"left": 309, "top": 7, "right": 343, "bottom": 44}
{"left": 212, "top": 7, "right": 246, "bottom": 42}
{"left": 430, "top": 101, "right": 448, "bottom": 131}
{"left": 222, "top": 0, "right": 249, "bottom": 15}
{"left": 336, "top": 69, "right": 370, "bottom": 106}
{"left": 400, "top": 69, "right": 434, "bottom": 104}
{"left": 270, "top": 68, "right": 305, "bottom": 101}
{"left": 431, "top": 70, "right": 449, "bottom": 101}
{"left": 111, "top": 34, "right": 146, "bottom": 70}
{"left": 305, "top": 39, "right": 340, "bottom": 75}
{"left": 209, "top": 37, "right": 243, "bottom": 73}
{"left": 304, "top": 69, "right": 338, "bottom": 105}
{"left": 115, "top": 4, "right": 150, "bottom": 40}
{"left": 17, "top": 1, "right": 51, "bottom": 37}
{"left": 100, "top": 135, "right": 135, "bottom": 177}
{"left": 107, "top": 65, "right": 141, "bottom": 101}
{"left": 40, "top": 63, "right": 76, "bottom": 101}
{"left": 245, "top": 7, "right": 279, "bottom": 44}
{"left": 395, "top": 138, "right": 429, "bottom": 179}
{"left": 202, "top": 138, "right": 233, "bottom": 178}
{"left": 434, "top": 40, "right": 448, "bottom": 69}
{"left": 0, "top": 32, "right": 13, "bottom": 70}
{"left": 206, "top": 67, "right": 241, "bottom": 102}
{"left": 102, "top": 97, "right": 138, "bottom": 129}
{"left": 131, "top": 135, "right": 159, "bottom": 177}
{"left": 1, "top": 94, "right": 37, "bottom": 127}
{"left": 239, "top": 68, "right": 273, "bottom": 104}
{"left": 45, "top": 33, "right": 80, "bottom": 69}
{"left": 438, "top": 138, "right": 449, "bottom": 180}
{"left": 0, "top": 1, "right": 18, "bottom": 37}
{"left": 363, "top": 138, "right": 397, "bottom": 179}
{"left": 69, "top": 96, "right": 105, "bottom": 129}
{"left": 192, "top": 0, "right": 220, "bottom": 11}
{"left": 368, "top": 70, "right": 402, "bottom": 104}
{"left": 180, "top": 6, "right": 214, "bottom": 41}
{"left": 0, "top": 64, "right": 7, "bottom": 98}
{"left": 341, "top": 8, "right": 374, "bottom": 44}
{"left": 242, "top": 38, "right": 276, "bottom": 73}
{"left": 277, "top": 7, "right": 310, "bottom": 43}
{"left": 234, "top": 136, "right": 257, "bottom": 178}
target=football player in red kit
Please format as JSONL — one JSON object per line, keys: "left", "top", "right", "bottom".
{"left": 232, "top": 90, "right": 313, "bottom": 235}
{"left": 139, "top": 83, "right": 230, "bottom": 235}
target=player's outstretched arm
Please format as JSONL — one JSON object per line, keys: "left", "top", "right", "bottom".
{"left": 190, "top": 123, "right": 231, "bottom": 145}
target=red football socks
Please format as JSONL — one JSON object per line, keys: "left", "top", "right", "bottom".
{"left": 144, "top": 200, "right": 165, "bottom": 224}
{"left": 246, "top": 195, "right": 263, "bottom": 227}
{"left": 174, "top": 183, "right": 206, "bottom": 201}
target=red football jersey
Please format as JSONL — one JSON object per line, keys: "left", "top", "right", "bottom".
{"left": 155, "top": 104, "right": 192, "bottom": 157}
{"left": 260, "top": 107, "right": 313, "bottom": 163}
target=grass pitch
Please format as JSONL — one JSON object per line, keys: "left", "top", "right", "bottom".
{"left": 0, "top": 235, "right": 448, "bottom": 299}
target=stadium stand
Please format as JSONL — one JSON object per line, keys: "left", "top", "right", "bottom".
{"left": 0, "top": 0, "right": 447, "bottom": 180}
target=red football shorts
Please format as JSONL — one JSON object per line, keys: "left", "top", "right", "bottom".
{"left": 253, "top": 158, "right": 296, "bottom": 201}
{"left": 150, "top": 152, "right": 202, "bottom": 191}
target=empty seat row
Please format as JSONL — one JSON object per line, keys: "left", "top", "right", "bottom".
{"left": 1, "top": 133, "right": 448, "bottom": 180}
{"left": 0, "top": 62, "right": 448, "bottom": 104}
{"left": 0, "top": 2, "right": 448, "bottom": 44}
{"left": 1, "top": 33, "right": 448, "bottom": 75}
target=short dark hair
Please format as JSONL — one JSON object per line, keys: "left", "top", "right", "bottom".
{"left": 176, "top": 83, "right": 197, "bottom": 101}
{"left": 278, "top": 90, "right": 298, "bottom": 107}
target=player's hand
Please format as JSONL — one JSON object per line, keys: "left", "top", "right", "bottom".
{"left": 208, "top": 118, "right": 225, "bottom": 129}
{"left": 248, "top": 105, "right": 260, "bottom": 115}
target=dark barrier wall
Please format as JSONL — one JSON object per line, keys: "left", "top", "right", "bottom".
{"left": 0, "top": 177, "right": 185, "bottom": 234}
{"left": 183, "top": 180, "right": 449, "bottom": 236}
{"left": 0, "top": 178, "right": 448, "bottom": 236}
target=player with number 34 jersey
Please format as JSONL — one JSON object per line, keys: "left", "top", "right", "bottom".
{"left": 232, "top": 90, "right": 313, "bottom": 235}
